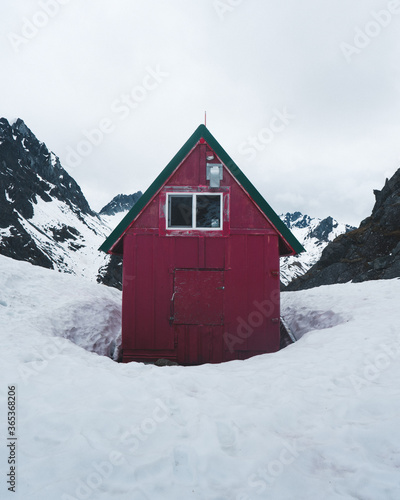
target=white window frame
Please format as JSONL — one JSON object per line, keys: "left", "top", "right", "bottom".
{"left": 166, "top": 192, "right": 223, "bottom": 230}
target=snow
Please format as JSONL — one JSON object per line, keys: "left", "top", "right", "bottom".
{"left": 21, "top": 138, "right": 29, "bottom": 151}
{"left": 280, "top": 214, "right": 352, "bottom": 285}
{"left": 50, "top": 151, "right": 58, "bottom": 167}
{"left": 1, "top": 171, "right": 120, "bottom": 284}
{"left": 4, "top": 190, "right": 13, "bottom": 203}
{"left": 17, "top": 195, "right": 113, "bottom": 280}
{"left": 0, "top": 254, "right": 400, "bottom": 499}
{"left": 0, "top": 255, "right": 121, "bottom": 358}
{"left": 100, "top": 210, "right": 130, "bottom": 228}
{"left": 0, "top": 226, "right": 12, "bottom": 237}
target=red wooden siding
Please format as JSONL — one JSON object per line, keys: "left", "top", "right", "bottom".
{"left": 120, "top": 140, "right": 282, "bottom": 364}
{"left": 173, "top": 270, "right": 224, "bottom": 325}
{"left": 121, "top": 232, "right": 280, "bottom": 364}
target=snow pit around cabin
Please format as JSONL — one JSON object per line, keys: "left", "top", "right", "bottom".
{"left": 0, "top": 254, "right": 399, "bottom": 500}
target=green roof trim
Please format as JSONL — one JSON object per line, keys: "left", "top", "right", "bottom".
{"left": 99, "top": 124, "right": 305, "bottom": 255}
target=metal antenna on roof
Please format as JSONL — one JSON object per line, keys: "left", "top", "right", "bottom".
{"left": 204, "top": 111, "right": 207, "bottom": 127}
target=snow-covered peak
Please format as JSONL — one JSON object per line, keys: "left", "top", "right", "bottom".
{"left": 98, "top": 191, "right": 143, "bottom": 233}
{"left": 12, "top": 117, "right": 33, "bottom": 137}
{"left": 0, "top": 116, "right": 94, "bottom": 216}
{"left": 99, "top": 192, "right": 142, "bottom": 217}
{"left": 280, "top": 212, "right": 355, "bottom": 285}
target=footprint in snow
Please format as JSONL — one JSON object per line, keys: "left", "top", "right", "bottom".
{"left": 216, "top": 422, "right": 237, "bottom": 454}
{"left": 173, "top": 445, "right": 197, "bottom": 485}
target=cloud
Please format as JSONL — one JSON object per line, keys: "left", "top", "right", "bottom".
{"left": 0, "top": 0, "right": 399, "bottom": 225}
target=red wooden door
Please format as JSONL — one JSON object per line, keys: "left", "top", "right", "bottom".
{"left": 173, "top": 269, "right": 224, "bottom": 325}
{"left": 173, "top": 269, "right": 224, "bottom": 364}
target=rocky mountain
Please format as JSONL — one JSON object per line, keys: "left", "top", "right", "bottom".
{"left": 100, "top": 192, "right": 142, "bottom": 217}
{"left": 0, "top": 116, "right": 356, "bottom": 291}
{"left": 280, "top": 212, "right": 355, "bottom": 285}
{"left": 0, "top": 117, "right": 140, "bottom": 289}
{"left": 96, "top": 193, "right": 143, "bottom": 289}
{"left": 287, "top": 168, "right": 400, "bottom": 291}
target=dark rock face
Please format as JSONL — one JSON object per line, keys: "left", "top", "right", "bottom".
{"left": 281, "top": 211, "right": 311, "bottom": 229}
{"left": 0, "top": 226, "right": 54, "bottom": 269}
{"left": 279, "top": 212, "right": 355, "bottom": 286}
{"left": 100, "top": 192, "right": 142, "bottom": 216}
{"left": 0, "top": 118, "right": 127, "bottom": 291}
{"left": 97, "top": 192, "right": 143, "bottom": 289}
{"left": 97, "top": 255, "right": 123, "bottom": 291}
{"left": 309, "top": 216, "right": 339, "bottom": 243}
{"left": 287, "top": 168, "right": 400, "bottom": 290}
{"left": 0, "top": 117, "right": 97, "bottom": 268}
{"left": 0, "top": 117, "right": 140, "bottom": 291}
{"left": 0, "top": 118, "right": 94, "bottom": 219}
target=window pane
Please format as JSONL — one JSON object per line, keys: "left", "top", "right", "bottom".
{"left": 196, "top": 195, "right": 221, "bottom": 228}
{"left": 169, "top": 195, "right": 192, "bottom": 227}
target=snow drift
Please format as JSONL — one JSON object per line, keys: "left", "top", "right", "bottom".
{"left": 0, "top": 255, "right": 399, "bottom": 500}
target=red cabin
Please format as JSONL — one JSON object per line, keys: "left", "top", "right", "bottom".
{"left": 100, "top": 125, "right": 303, "bottom": 365}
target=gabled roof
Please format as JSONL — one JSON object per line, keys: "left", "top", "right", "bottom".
{"left": 99, "top": 124, "right": 305, "bottom": 255}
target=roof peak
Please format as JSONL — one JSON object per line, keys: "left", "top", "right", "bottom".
{"left": 100, "top": 125, "right": 304, "bottom": 256}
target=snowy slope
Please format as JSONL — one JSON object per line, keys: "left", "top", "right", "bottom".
{"left": 0, "top": 254, "right": 121, "bottom": 358}
{"left": 20, "top": 194, "right": 114, "bottom": 279}
{"left": 1, "top": 254, "right": 400, "bottom": 499}
{"left": 0, "top": 118, "right": 143, "bottom": 289}
{"left": 280, "top": 212, "right": 354, "bottom": 285}
{"left": 0, "top": 117, "right": 115, "bottom": 282}
{"left": 99, "top": 210, "right": 130, "bottom": 232}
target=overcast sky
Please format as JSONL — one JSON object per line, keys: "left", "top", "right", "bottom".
{"left": 1, "top": 0, "right": 399, "bottom": 226}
